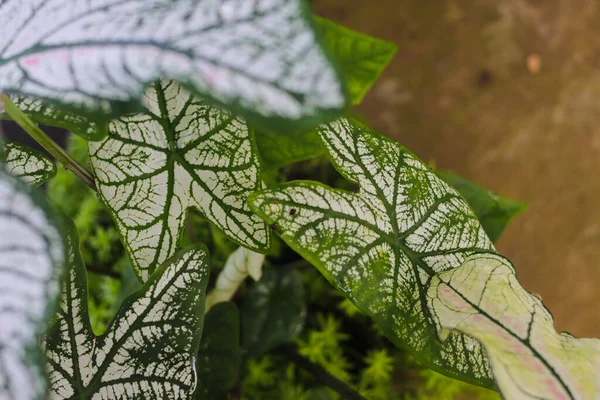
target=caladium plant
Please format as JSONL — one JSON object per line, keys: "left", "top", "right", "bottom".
{"left": 0, "top": 2, "right": 597, "bottom": 399}
{"left": 0, "top": 170, "right": 64, "bottom": 400}
{"left": 45, "top": 219, "right": 210, "bottom": 399}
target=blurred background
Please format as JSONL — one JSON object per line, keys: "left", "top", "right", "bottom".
{"left": 315, "top": 0, "right": 600, "bottom": 338}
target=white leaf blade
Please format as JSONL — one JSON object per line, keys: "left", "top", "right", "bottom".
{"left": 428, "top": 253, "right": 600, "bottom": 400}
{"left": 3, "top": 142, "right": 56, "bottom": 186}
{"left": 90, "top": 80, "right": 269, "bottom": 281}
{"left": 45, "top": 219, "right": 210, "bottom": 399}
{"left": 0, "top": 0, "right": 347, "bottom": 126}
{"left": 249, "top": 117, "right": 496, "bottom": 387}
{"left": 0, "top": 171, "right": 64, "bottom": 400}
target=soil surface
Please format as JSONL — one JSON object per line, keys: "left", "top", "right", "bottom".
{"left": 315, "top": 0, "right": 600, "bottom": 337}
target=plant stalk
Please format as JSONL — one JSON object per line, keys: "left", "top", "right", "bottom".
{"left": 1, "top": 95, "right": 97, "bottom": 191}
{"left": 277, "top": 346, "right": 368, "bottom": 400}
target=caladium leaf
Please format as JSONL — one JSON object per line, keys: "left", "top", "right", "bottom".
{"left": 241, "top": 266, "right": 306, "bottom": 357}
{"left": 206, "top": 247, "right": 265, "bottom": 311}
{"left": 428, "top": 253, "right": 600, "bottom": 399}
{"left": 89, "top": 80, "right": 270, "bottom": 282}
{"left": 438, "top": 171, "right": 527, "bottom": 243}
{"left": 315, "top": 17, "right": 397, "bottom": 105}
{"left": 1, "top": 96, "right": 107, "bottom": 141}
{"left": 3, "top": 141, "right": 56, "bottom": 186}
{"left": 195, "top": 302, "right": 241, "bottom": 400}
{"left": 0, "top": 0, "right": 346, "bottom": 128}
{"left": 45, "top": 219, "right": 210, "bottom": 399}
{"left": 255, "top": 19, "right": 396, "bottom": 171}
{"left": 249, "top": 118, "right": 496, "bottom": 387}
{"left": 0, "top": 170, "right": 65, "bottom": 400}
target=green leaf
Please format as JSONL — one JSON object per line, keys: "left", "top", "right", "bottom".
{"left": 0, "top": 0, "right": 347, "bottom": 128}
{"left": 256, "top": 129, "right": 324, "bottom": 172}
{"left": 195, "top": 302, "right": 241, "bottom": 400}
{"left": 255, "top": 19, "right": 396, "bottom": 171}
{"left": 206, "top": 247, "right": 265, "bottom": 311}
{"left": 316, "top": 17, "right": 397, "bottom": 105}
{"left": 249, "top": 118, "right": 496, "bottom": 387}
{"left": 241, "top": 266, "right": 307, "bottom": 357}
{"left": 3, "top": 141, "right": 56, "bottom": 186}
{"left": 89, "top": 80, "right": 270, "bottom": 282}
{"left": 438, "top": 171, "right": 526, "bottom": 243}
{"left": 2, "top": 96, "right": 108, "bottom": 140}
{"left": 45, "top": 219, "right": 210, "bottom": 399}
{"left": 0, "top": 170, "right": 65, "bottom": 400}
{"left": 428, "top": 253, "right": 600, "bottom": 399}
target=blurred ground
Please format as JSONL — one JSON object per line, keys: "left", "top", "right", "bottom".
{"left": 315, "top": 0, "right": 600, "bottom": 337}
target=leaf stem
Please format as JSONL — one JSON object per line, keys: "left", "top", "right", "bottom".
{"left": 1, "top": 95, "right": 97, "bottom": 191}
{"left": 277, "top": 346, "right": 368, "bottom": 400}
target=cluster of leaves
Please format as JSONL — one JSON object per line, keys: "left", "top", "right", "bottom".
{"left": 0, "top": 1, "right": 598, "bottom": 400}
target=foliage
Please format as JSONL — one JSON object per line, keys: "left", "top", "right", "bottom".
{"left": 0, "top": 3, "right": 596, "bottom": 400}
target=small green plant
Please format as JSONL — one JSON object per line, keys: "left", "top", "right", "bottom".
{"left": 0, "top": 1, "right": 597, "bottom": 399}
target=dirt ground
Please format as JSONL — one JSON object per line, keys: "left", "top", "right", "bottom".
{"left": 315, "top": 0, "right": 600, "bottom": 338}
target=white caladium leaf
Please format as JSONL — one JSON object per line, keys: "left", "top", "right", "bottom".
{"left": 428, "top": 253, "right": 600, "bottom": 400}
{"left": 1, "top": 96, "right": 107, "bottom": 141}
{"left": 249, "top": 118, "right": 496, "bottom": 387}
{"left": 45, "top": 219, "right": 210, "bottom": 399}
{"left": 0, "top": 0, "right": 346, "bottom": 127}
{"left": 3, "top": 141, "right": 56, "bottom": 186}
{"left": 89, "top": 80, "right": 270, "bottom": 281}
{"left": 205, "top": 247, "right": 265, "bottom": 311}
{"left": 0, "top": 171, "right": 64, "bottom": 400}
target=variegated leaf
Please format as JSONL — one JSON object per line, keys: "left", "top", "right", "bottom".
{"left": 438, "top": 171, "right": 526, "bottom": 243}
{"left": 0, "top": 0, "right": 346, "bottom": 127}
{"left": 1, "top": 96, "right": 107, "bottom": 141}
{"left": 255, "top": 18, "right": 397, "bottom": 171}
{"left": 45, "top": 219, "right": 210, "bottom": 399}
{"left": 0, "top": 170, "right": 64, "bottom": 400}
{"left": 249, "top": 118, "right": 496, "bottom": 387}
{"left": 3, "top": 141, "right": 56, "bottom": 186}
{"left": 89, "top": 80, "right": 269, "bottom": 282}
{"left": 205, "top": 247, "right": 265, "bottom": 311}
{"left": 428, "top": 253, "right": 600, "bottom": 399}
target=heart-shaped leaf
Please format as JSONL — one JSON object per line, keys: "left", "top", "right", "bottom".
{"left": 45, "top": 219, "right": 210, "bottom": 399}
{"left": 195, "top": 302, "right": 241, "bottom": 400}
{"left": 1, "top": 96, "right": 107, "bottom": 141}
{"left": 249, "top": 118, "right": 496, "bottom": 387}
{"left": 438, "top": 171, "right": 526, "bottom": 243}
{"left": 0, "top": 0, "right": 346, "bottom": 128}
{"left": 428, "top": 253, "right": 600, "bottom": 399}
{"left": 0, "top": 170, "right": 64, "bottom": 400}
{"left": 3, "top": 141, "right": 56, "bottom": 186}
{"left": 241, "top": 266, "right": 306, "bottom": 358}
{"left": 89, "top": 80, "right": 270, "bottom": 281}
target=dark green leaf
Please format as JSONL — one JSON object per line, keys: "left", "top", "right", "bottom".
{"left": 195, "top": 302, "right": 241, "bottom": 400}
{"left": 241, "top": 267, "right": 307, "bottom": 357}
{"left": 256, "top": 129, "right": 324, "bottom": 172}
